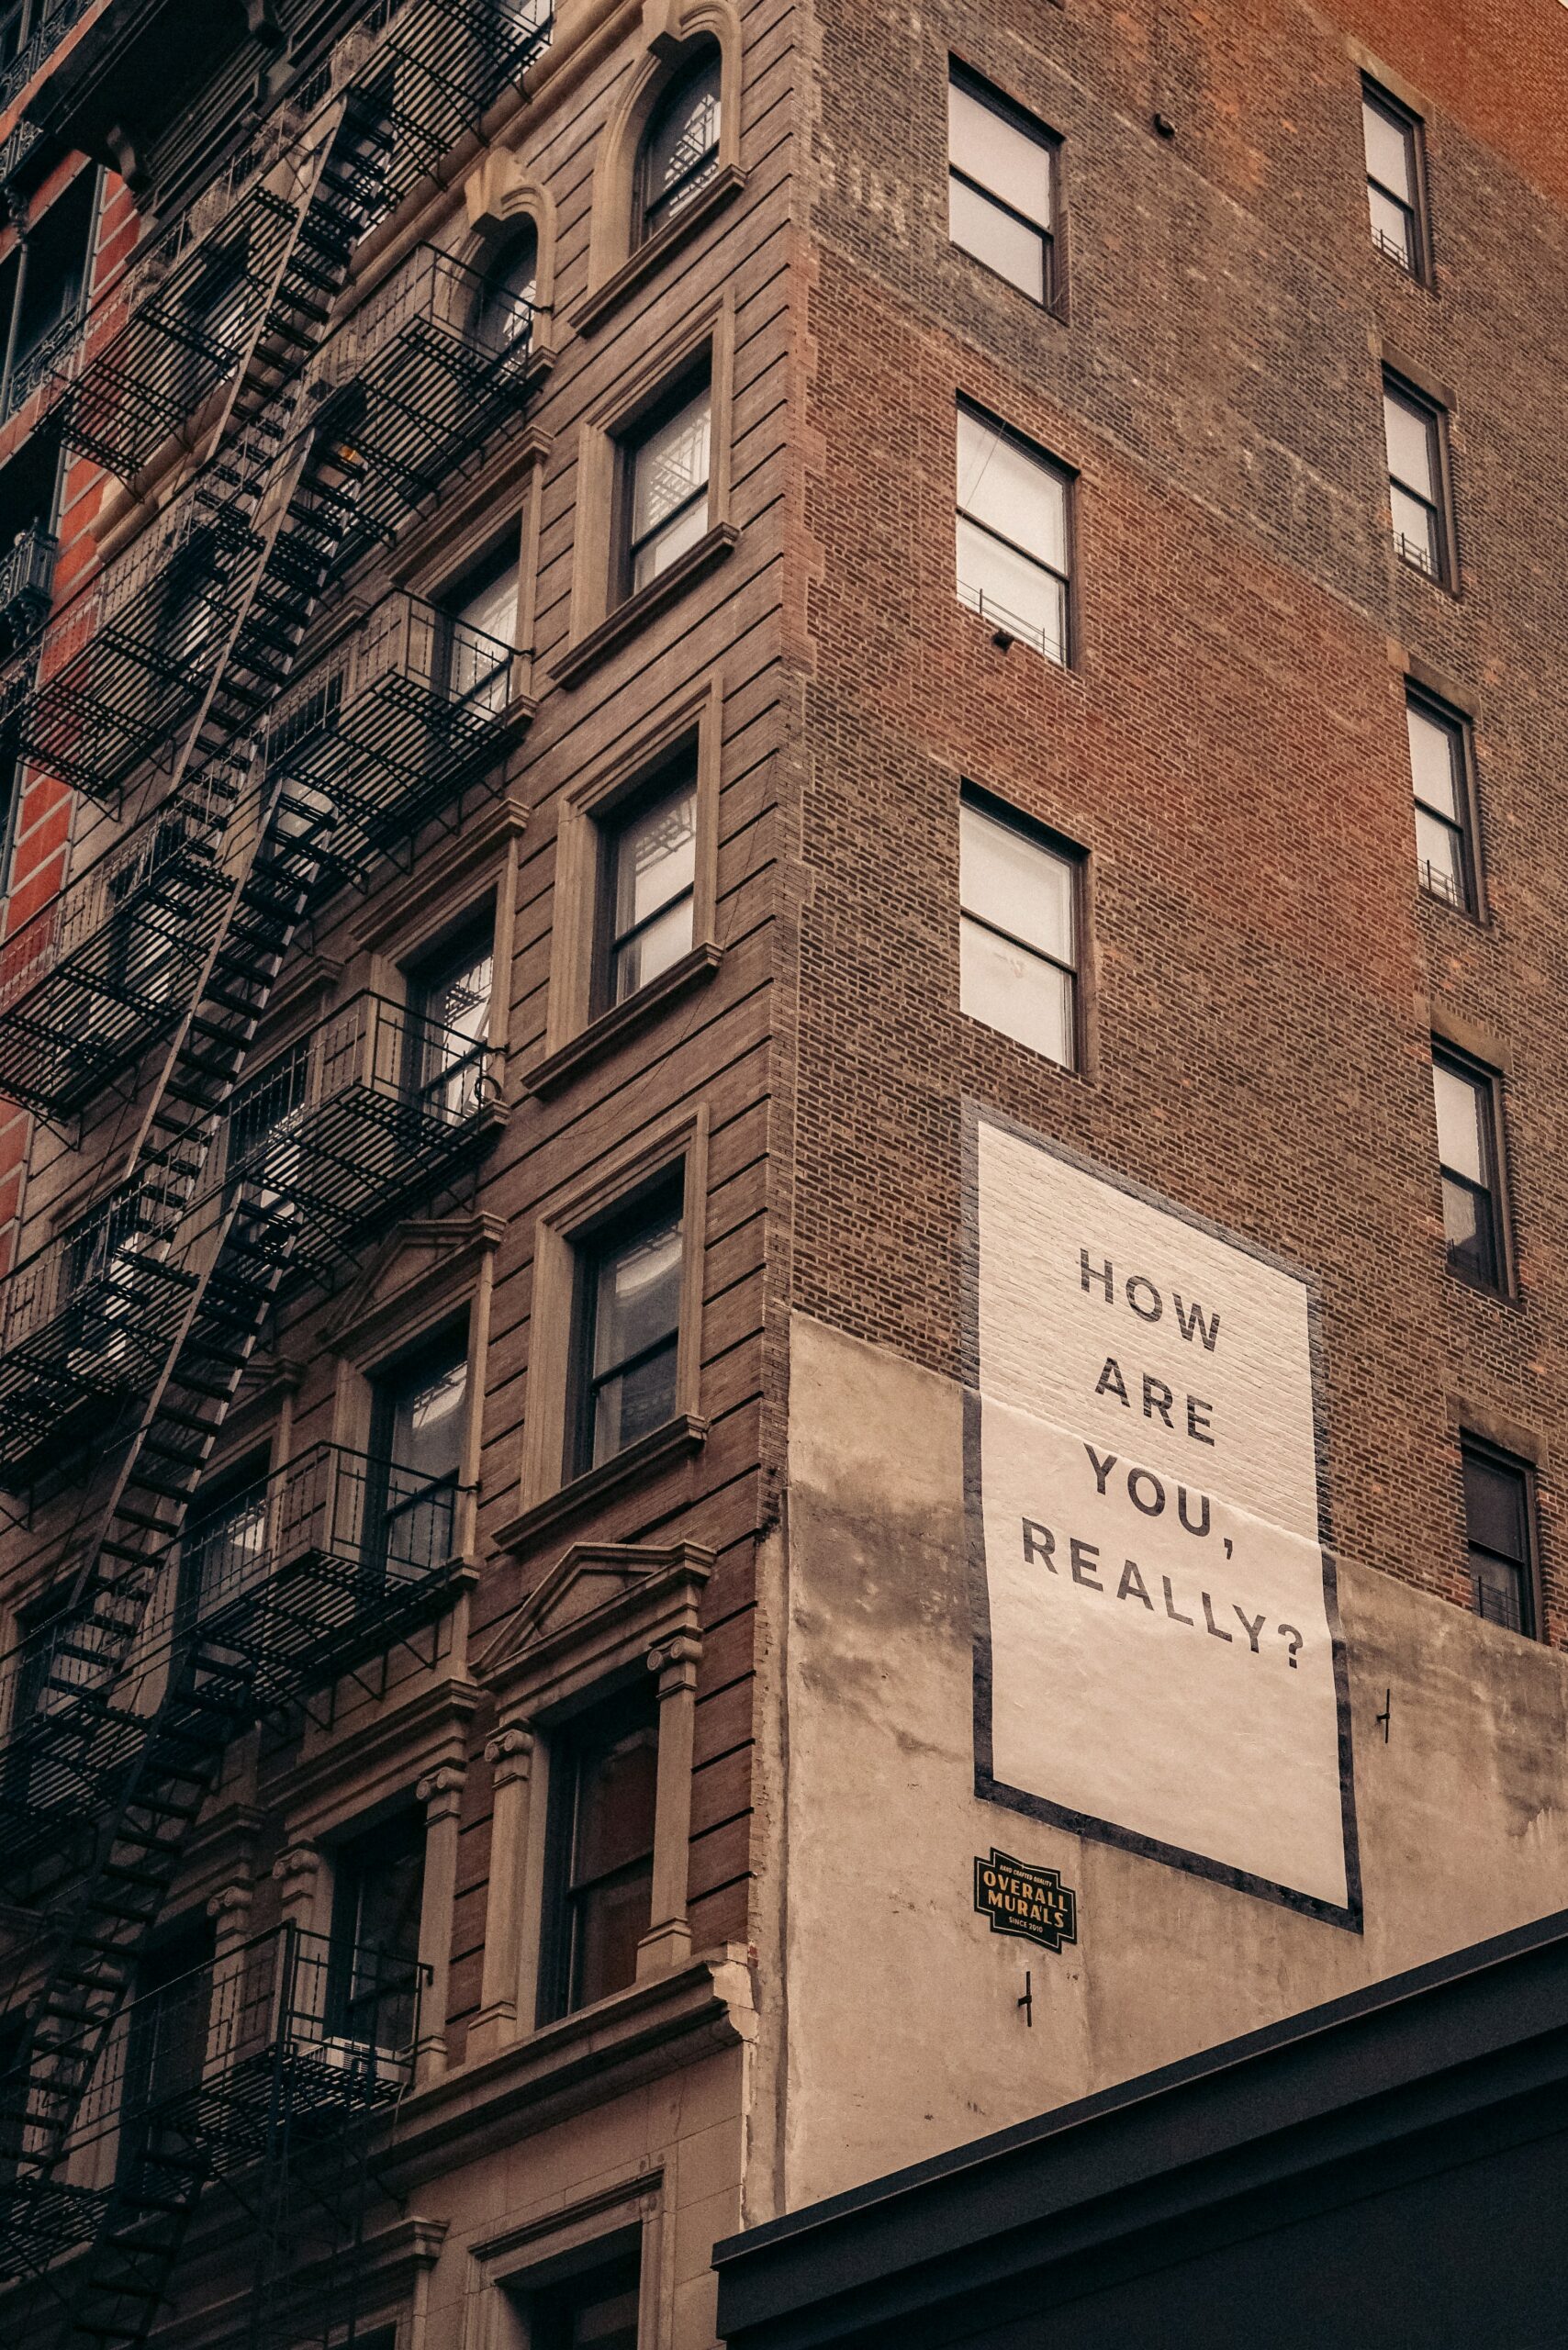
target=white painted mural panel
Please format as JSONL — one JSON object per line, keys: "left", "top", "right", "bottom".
{"left": 967, "top": 1109, "right": 1360, "bottom": 1925}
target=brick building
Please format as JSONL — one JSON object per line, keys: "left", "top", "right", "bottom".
{"left": 0, "top": 0, "right": 1564, "bottom": 2344}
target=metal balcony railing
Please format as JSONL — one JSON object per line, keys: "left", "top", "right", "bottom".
{"left": 0, "top": 1443, "right": 464, "bottom": 1862}
{"left": 0, "top": 1175, "right": 197, "bottom": 1486}
{"left": 15, "top": 487, "right": 260, "bottom": 806}
{"left": 3, "top": 301, "right": 87, "bottom": 421}
{"left": 315, "top": 241, "right": 541, "bottom": 558}
{"left": 50, "top": 0, "right": 554, "bottom": 480}
{"left": 221, "top": 987, "right": 502, "bottom": 1278}
{"left": 1, "top": 1924, "right": 425, "bottom": 2276}
{"left": 0, "top": 0, "right": 94, "bottom": 107}
{"left": 265, "top": 590, "right": 525, "bottom": 870}
{"left": 0, "top": 520, "right": 56, "bottom": 648}
{"left": 0, "top": 774, "right": 236, "bottom": 1120}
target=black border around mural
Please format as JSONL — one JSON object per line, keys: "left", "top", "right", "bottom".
{"left": 960, "top": 1098, "right": 1363, "bottom": 1935}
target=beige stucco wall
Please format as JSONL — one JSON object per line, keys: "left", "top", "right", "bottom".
{"left": 773, "top": 1310, "right": 1568, "bottom": 2210}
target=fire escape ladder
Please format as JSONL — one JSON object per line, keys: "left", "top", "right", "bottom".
{"left": 0, "top": 12, "right": 556, "bottom": 2344}
{"left": 0, "top": 103, "right": 396, "bottom": 2334}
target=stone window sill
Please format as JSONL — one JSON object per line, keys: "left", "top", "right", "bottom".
{"left": 495, "top": 1414, "right": 709, "bottom": 1561}
{"left": 525, "top": 945, "right": 722, "bottom": 1100}
{"left": 551, "top": 524, "right": 739, "bottom": 691}
{"left": 570, "top": 168, "right": 747, "bottom": 338}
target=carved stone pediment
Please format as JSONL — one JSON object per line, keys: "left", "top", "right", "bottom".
{"left": 323, "top": 1214, "right": 503, "bottom": 1360}
{"left": 476, "top": 1540, "right": 712, "bottom": 1718}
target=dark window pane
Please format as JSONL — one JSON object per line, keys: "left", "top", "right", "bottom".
{"left": 569, "top": 1704, "right": 658, "bottom": 2009}
{"left": 640, "top": 51, "right": 721, "bottom": 237}
{"left": 1462, "top": 1443, "right": 1534, "bottom": 1638}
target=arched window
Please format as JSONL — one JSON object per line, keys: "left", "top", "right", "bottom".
{"left": 636, "top": 47, "right": 722, "bottom": 245}
{"left": 473, "top": 221, "right": 538, "bottom": 359}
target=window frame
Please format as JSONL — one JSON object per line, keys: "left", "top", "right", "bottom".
{"left": 955, "top": 397, "right": 1076, "bottom": 665}
{"left": 558, "top": 301, "right": 737, "bottom": 685}
{"left": 1361, "top": 78, "right": 1429, "bottom": 281}
{"left": 532, "top": 678, "right": 724, "bottom": 1094}
{"left": 593, "top": 753, "right": 700, "bottom": 1020}
{"left": 564, "top": 1170, "right": 687, "bottom": 1484}
{"left": 516, "top": 1110, "right": 710, "bottom": 1528}
{"left": 614, "top": 368, "right": 714, "bottom": 608}
{"left": 958, "top": 783, "right": 1085, "bottom": 1071}
{"left": 536, "top": 1677, "right": 661, "bottom": 2023}
{"left": 1460, "top": 1434, "right": 1540, "bottom": 1641}
{"left": 1432, "top": 1040, "right": 1510, "bottom": 1296}
{"left": 1382, "top": 369, "right": 1455, "bottom": 588}
{"left": 1406, "top": 682, "right": 1480, "bottom": 917}
{"left": 635, "top": 42, "right": 723, "bottom": 248}
{"left": 946, "top": 61, "right": 1061, "bottom": 310}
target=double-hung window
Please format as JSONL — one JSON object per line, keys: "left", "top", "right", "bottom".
{"left": 327, "top": 1809, "right": 426, "bottom": 2053}
{"left": 1361, "top": 82, "right": 1426, "bottom": 274}
{"left": 366, "top": 1329, "right": 467, "bottom": 1577}
{"left": 1383, "top": 375, "right": 1450, "bottom": 582}
{"left": 538, "top": 1684, "right": 659, "bottom": 2019}
{"left": 959, "top": 791, "right": 1081, "bottom": 1069}
{"left": 569, "top": 1183, "right": 684, "bottom": 1475}
{"left": 1432, "top": 1045, "right": 1506, "bottom": 1292}
{"left": 956, "top": 402, "right": 1071, "bottom": 662}
{"left": 1406, "top": 688, "right": 1476, "bottom": 912}
{"left": 637, "top": 48, "right": 722, "bottom": 243}
{"left": 598, "top": 762, "right": 698, "bottom": 1010}
{"left": 1462, "top": 1438, "right": 1538, "bottom": 1638}
{"left": 406, "top": 921, "right": 494, "bottom": 1123}
{"left": 947, "top": 65, "right": 1058, "bottom": 304}
{"left": 622, "top": 381, "right": 712, "bottom": 597}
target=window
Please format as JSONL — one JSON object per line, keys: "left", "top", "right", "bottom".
{"left": 1462, "top": 1439, "right": 1538, "bottom": 1637}
{"left": 473, "top": 222, "right": 537, "bottom": 356}
{"left": 406, "top": 920, "right": 494, "bottom": 1122}
{"left": 1383, "top": 375, "right": 1450, "bottom": 582}
{"left": 568, "top": 1182, "right": 684, "bottom": 1477}
{"left": 959, "top": 792, "right": 1081, "bottom": 1069}
{"left": 177, "top": 1451, "right": 273, "bottom": 1632}
{"left": 119, "top": 1918, "right": 214, "bottom": 2173}
{"left": 621, "top": 379, "right": 711, "bottom": 598}
{"left": 598, "top": 760, "right": 698, "bottom": 1011}
{"left": 1432, "top": 1046, "right": 1506, "bottom": 1292}
{"left": 947, "top": 65, "right": 1057, "bottom": 304}
{"left": 2, "top": 167, "right": 97, "bottom": 417}
{"left": 956, "top": 402, "right": 1071, "bottom": 662}
{"left": 527, "top": 2251, "right": 643, "bottom": 2350}
{"left": 637, "top": 47, "right": 722, "bottom": 243}
{"left": 539, "top": 1684, "right": 659, "bottom": 2020}
{"left": 1361, "top": 82, "right": 1425, "bottom": 274}
{"left": 442, "top": 543, "right": 521, "bottom": 697}
{"left": 366, "top": 1327, "right": 467, "bottom": 1575}
{"left": 1406, "top": 688, "right": 1476, "bottom": 912}
{"left": 328, "top": 1808, "right": 425, "bottom": 2050}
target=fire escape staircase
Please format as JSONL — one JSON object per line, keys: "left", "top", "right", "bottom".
{"left": 0, "top": 8, "right": 554, "bottom": 2344}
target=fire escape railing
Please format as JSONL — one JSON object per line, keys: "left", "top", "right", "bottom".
{"left": 2, "top": 1923, "right": 426, "bottom": 2277}
{"left": 220, "top": 986, "right": 503, "bottom": 1278}
{"left": 0, "top": 979, "right": 501, "bottom": 1474}
{"left": 314, "top": 240, "right": 542, "bottom": 560}
{"left": 0, "top": 771, "right": 236, "bottom": 1121}
{"left": 12, "top": 484, "right": 261, "bottom": 806}
{"left": 267, "top": 588, "right": 526, "bottom": 872}
{"left": 0, "top": 7, "right": 554, "bottom": 2344}
{"left": 0, "top": 1172, "right": 201, "bottom": 1485}
{"left": 0, "top": 1440, "right": 465, "bottom": 1882}
{"left": 0, "top": 520, "right": 57, "bottom": 645}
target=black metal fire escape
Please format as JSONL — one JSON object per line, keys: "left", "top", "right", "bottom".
{"left": 0, "top": 4, "right": 554, "bottom": 2344}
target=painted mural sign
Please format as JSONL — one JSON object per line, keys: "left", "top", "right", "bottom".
{"left": 965, "top": 1107, "right": 1361, "bottom": 1928}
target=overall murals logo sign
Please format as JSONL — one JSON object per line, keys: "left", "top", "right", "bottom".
{"left": 964, "top": 1107, "right": 1361, "bottom": 1929}
{"left": 974, "top": 1849, "right": 1078, "bottom": 1953}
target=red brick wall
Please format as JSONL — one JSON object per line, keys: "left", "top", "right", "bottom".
{"left": 787, "top": 0, "right": 1568, "bottom": 1636}
{"left": 0, "top": 164, "right": 130, "bottom": 1274}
